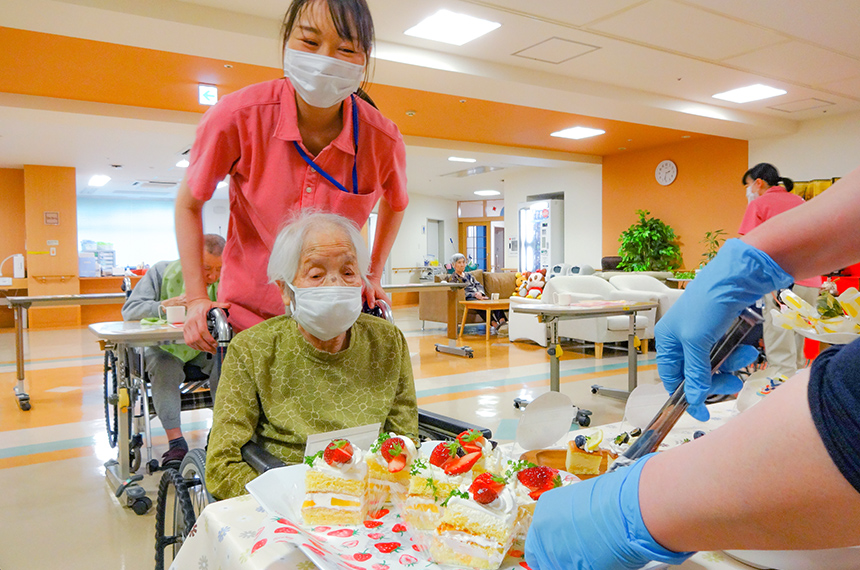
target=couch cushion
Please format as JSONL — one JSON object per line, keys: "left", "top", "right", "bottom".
{"left": 606, "top": 315, "right": 649, "bottom": 331}
{"left": 483, "top": 271, "right": 517, "bottom": 298}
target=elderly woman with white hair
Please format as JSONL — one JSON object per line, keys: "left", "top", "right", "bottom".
{"left": 449, "top": 253, "right": 507, "bottom": 333}
{"left": 205, "top": 211, "right": 418, "bottom": 500}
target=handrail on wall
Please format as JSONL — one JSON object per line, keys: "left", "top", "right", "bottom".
{"left": 33, "top": 275, "right": 76, "bottom": 283}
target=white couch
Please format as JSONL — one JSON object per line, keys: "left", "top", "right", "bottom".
{"left": 608, "top": 274, "right": 684, "bottom": 321}
{"left": 508, "top": 275, "right": 658, "bottom": 357}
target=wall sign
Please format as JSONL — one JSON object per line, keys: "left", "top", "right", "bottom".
{"left": 44, "top": 211, "right": 59, "bottom": 225}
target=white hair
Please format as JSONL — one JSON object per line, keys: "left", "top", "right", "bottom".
{"left": 451, "top": 253, "right": 466, "bottom": 264}
{"left": 267, "top": 210, "right": 370, "bottom": 287}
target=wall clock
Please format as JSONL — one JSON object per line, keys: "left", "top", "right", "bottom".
{"left": 655, "top": 160, "right": 678, "bottom": 186}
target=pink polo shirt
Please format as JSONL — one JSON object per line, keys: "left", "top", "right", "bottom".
{"left": 739, "top": 187, "right": 819, "bottom": 287}
{"left": 185, "top": 79, "right": 408, "bottom": 331}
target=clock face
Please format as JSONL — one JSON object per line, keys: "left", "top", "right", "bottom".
{"left": 656, "top": 160, "right": 678, "bottom": 186}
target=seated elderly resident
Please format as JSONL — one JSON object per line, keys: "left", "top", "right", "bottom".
{"left": 205, "top": 211, "right": 418, "bottom": 500}
{"left": 121, "top": 233, "right": 225, "bottom": 466}
{"left": 448, "top": 252, "right": 507, "bottom": 333}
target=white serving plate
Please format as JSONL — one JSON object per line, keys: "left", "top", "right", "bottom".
{"left": 725, "top": 547, "right": 860, "bottom": 570}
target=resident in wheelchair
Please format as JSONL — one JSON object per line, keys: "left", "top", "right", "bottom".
{"left": 121, "top": 234, "right": 225, "bottom": 466}
{"left": 205, "top": 211, "right": 418, "bottom": 500}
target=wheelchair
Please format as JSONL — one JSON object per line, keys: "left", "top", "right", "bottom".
{"left": 153, "top": 302, "right": 494, "bottom": 570}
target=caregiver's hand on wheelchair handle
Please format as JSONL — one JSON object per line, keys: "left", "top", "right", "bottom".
{"left": 525, "top": 453, "right": 693, "bottom": 570}
{"left": 655, "top": 239, "right": 793, "bottom": 421}
{"left": 183, "top": 297, "right": 231, "bottom": 353}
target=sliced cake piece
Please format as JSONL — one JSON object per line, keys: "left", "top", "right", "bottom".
{"left": 366, "top": 433, "right": 418, "bottom": 514}
{"left": 302, "top": 439, "right": 367, "bottom": 526}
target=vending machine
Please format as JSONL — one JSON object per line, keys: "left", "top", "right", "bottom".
{"left": 518, "top": 199, "right": 564, "bottom": 273}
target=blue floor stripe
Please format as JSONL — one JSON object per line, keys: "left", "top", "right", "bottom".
{"left": 415, "top": 357, "right": 657, "bottom": 399}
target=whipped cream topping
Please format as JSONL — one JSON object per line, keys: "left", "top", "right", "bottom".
{"left": 446, "top": 484, "right": 518, "bottom": 526}
{"left": 311, "top": 445, "right": 367, "bottom": 480}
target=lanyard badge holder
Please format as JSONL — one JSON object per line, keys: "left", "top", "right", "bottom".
{"left": 293, "top": 94, "right": 359, "bottom": 195}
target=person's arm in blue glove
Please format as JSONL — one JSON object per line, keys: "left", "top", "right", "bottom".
{"left": 527, "top": 368, "right": 860, "bottom": 569}
{"left": 656, "top": 164, "right": 860, "bottom": 420}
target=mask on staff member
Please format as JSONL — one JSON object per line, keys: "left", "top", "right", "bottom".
{"left": 284, "top": 48, "right": 364, "bottom": 109}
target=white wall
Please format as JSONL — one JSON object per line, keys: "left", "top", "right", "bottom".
{"left": 387, "top": 192, "right": 458, "bottom": 284}
{"left": 503, "top": 163, "right": 603, "bottom": 271}
{"left": 203, "top": 199, "right": 230, "bottom": 238}
{"left": 750, "top": 110, "right": 860, "bottom": 180}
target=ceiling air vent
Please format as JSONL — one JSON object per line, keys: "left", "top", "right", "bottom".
{"left": 130, "top": 180, "right": 180, "bottom": 191}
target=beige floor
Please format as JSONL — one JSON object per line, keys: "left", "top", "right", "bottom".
{"left": 0, "top": 306, "right": 662, "bottom": 569}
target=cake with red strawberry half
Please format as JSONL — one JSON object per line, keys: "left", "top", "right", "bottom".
{"left": 456, "top": 429, "right": 504, "bottom": 475}
{"left": 366, "top": 433, "right": 419, "bottom": 513}
{"left": 429, "top": 472, "right": 523, "bottom": 570}
{"left": 401, "top": 441, "right": 482, "bottom": 531}
{"left": 302, "top": 439, "right": 367, "bottom": 526}
{"left": 507, "top": 461, "right": 563, "bottom": 516}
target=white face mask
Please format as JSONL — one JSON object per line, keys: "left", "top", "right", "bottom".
{"left": 745, "top": 185, "right": 756, "bottom": 203}
{"left": 289, "top": 284, "right": 362, "bottom": 341}
{"left": 283, "top": 48, "right": 364, "bottom": 109}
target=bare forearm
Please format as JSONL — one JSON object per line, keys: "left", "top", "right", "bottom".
{"left": 743, "top": 165, "right": 860, "bottom": 280}
{"left": 369, "top": 199, "right": 404, "bottom": 280}
{"left": 175, "top": 179, "right": 208, "bottom": 301}
{"left": 640, "top": 371, "right": 860, "bottom": 551}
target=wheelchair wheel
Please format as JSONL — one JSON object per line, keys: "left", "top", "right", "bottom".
{"left": 103, "top": 349, "right": 119, "bottom": 448}
{"left": 154, "top": 468, "right": 196, "bottom": 570}
{"left": 179, "top": 448, "right": 213, "bottom": 519}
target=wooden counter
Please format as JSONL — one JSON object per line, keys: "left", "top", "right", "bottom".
{"left": 79, "top": 275, "right": 142, "bottom": 324}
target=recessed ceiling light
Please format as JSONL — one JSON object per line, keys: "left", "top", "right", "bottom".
{"left": 217, "top": 180, "right": 228, "bottom": 189}
{"left": 474, "top": 190, "right": 500, "bottom": 196}
{"left": 712, "top": 84, "right": 786, "bottom": 103}
{"left": 449, "top": 156, "right": 477, "bottom": 163}
{"left": 88, "top": 175, "right": 110, "bottom": 187}
{"left": 404, "top": 9, "right": 501, "bottom": 46}
{"left": 176, "top": 159, "right": 190, "bottom": 168}
{"left": 551, "top": 126, "right": 605, "bottom": 140}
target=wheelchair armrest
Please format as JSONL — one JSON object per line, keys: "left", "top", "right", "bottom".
{"left": 241, "top": 440, "right": 286, "bottom": 474}
{"left": 418, "top": 408, "right": 492, "bottom": 442}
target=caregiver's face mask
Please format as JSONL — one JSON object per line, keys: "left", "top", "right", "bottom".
{"left": 745, "top": 185, "right": 756, "bottom": 203}
{"left": 284, "top": 48, "right": 364, "bottom": 109}
{"left": 289, "top": 284, "right": 362, "bottom": 341}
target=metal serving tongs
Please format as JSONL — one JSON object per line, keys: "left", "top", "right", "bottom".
{"left": 608, "top": 308, "right": 763, "bottom": 472}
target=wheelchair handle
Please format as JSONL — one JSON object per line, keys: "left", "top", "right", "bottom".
{"left": 207, "top": 308, "right": 233, "bottom": 346}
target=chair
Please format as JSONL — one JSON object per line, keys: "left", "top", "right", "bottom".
{"left": 609, "top": 274, "right": 684, "bottom": 321}
{"left": 509, "top": 275, "right": 658, "bottom": 357}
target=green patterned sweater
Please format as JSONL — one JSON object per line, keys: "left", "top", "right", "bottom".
{"left": 205, "top": 313, "right": 418, "bottom": 499}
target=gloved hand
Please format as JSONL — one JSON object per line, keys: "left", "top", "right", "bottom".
{"left": 655, "top": 239, "right": 792, "bottom": 421}
{"left": 525, "top": 454, "right": 692, "bottom": 570}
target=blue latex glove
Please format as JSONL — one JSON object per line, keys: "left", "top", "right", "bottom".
{"left": 655, "top": 239, "right": 792, "bottom": 421}
{"left": 525, "top": 454, "right": 692, "bottom": 570}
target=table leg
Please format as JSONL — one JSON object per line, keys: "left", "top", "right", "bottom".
{"left": 13, "top": 305, "right": 31, "bottom": 411}
{"left": 459, "top": 307, "right": 469, "bottom": 339}
{"left": 485, "top": 309, "right": 491, "bottom": 341}
{"left": 590, "top": 311, "right": 637, "bottom": 401}
{"left": 446, "top": 289, "right": 458, "bottom": 339}
{"left": 548, "top": 319, "right": 560, "bottom": 392}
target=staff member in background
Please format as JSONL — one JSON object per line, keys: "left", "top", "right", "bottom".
{"left": 525, "top": 165, "right": 860, "bottom": 569}
{"left": 175, "top": 0, "right": 407, "bottom": 353}
{"left": 739, "top": 162, "right": 820, "bottom": 381}
{"left": 121, "top": 234, "right": 225, "bottom": 466}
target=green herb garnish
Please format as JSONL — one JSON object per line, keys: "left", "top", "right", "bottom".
{"left": 369, "top": 432, "right": 389, "bottom": 454}
{"left": 442, "top": 489, "right": 469, "bottom": 507}
{"left": 504, "top": 459, "right": 536, "bottom": 481}
{"left": 303, "top": 450, "right": 323, "bottom": 467}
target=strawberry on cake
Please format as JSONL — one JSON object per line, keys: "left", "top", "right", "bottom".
{"left": 457, "top": 429, "right": 504, "bottom": 475}
{"left": 402, "top": 441, "right": 482, "bottom": 531}
{"left": 429, "top": 472, "right": 523, "bottom": 570}
{"left": 302, "top": 438, "right": 367, "bottom": 525}
{"left": 366, "top": 433, "right": 418, "bottom": 513}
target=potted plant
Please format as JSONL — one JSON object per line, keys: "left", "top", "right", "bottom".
{"left": 617, "top": 209, "right": 682, "bottom": 271}
{"left": 699, "top": 229, "right": 727, "bottom": 267}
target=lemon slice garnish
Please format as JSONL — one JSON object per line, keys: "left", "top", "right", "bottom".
{"left": 585, "top": 429, "right": 603, "bottom": 452}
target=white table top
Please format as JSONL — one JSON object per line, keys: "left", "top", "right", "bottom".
{"left": 512, "top": 300, "right": 658, "bottom": 318}
{"left": 88, "top": 320, "right": 185, "bottom": 346}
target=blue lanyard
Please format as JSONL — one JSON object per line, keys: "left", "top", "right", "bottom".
{"left": 293, "top": 94, "right": 359, "bottom": 195}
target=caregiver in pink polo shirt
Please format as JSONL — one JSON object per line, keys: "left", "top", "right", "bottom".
{"left": 175, "top": 0, "right": 407, "bottom": 352}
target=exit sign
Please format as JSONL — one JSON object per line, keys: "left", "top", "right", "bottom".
{"left": 198, "top": 84, "right": 218, "bottom": 106}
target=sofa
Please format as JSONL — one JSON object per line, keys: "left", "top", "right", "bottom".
{"left": 418, "top": 270, "right": 518, "bottom": 327}
{"left": 592, "top": 270, "right": 674, "bottom": 284}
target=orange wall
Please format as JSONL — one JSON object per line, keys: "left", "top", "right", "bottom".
{"left": 23, "top": 165, "right": 81, "bottom": 328}
{"left": 0, "top": 168, "right": 26, "bottom": 328}
{"left": 602, "top": 137, "right": 749, "bottom": 269}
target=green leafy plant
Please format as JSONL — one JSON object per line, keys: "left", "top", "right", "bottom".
{"left": 617, "top": 210, "right": 682, "bottom": 271}
{"left": 700, "top": 229, "right": 727, "bottom": 267}
{"left": 673, "top": 270, "right": 696, "bottom": 280}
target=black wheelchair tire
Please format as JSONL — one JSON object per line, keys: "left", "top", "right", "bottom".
{"left": 179, "top": 448, "right": 213, "bottom": 519}
{"left": 103, "top": 349, "right": 119, "bottom": 448}
{"left": 154, "top": 468, "right": 196, "bottom": 570}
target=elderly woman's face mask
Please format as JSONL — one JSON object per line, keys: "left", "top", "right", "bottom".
{"left": 286, "top": 231, "right": 364, "bottom": 341}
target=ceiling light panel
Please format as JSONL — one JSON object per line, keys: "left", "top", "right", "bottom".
{"left": 513, "top": 37, "right": 600, "bottom": 64}
{"left": 88, "top": 175, "right": 110, "bottom": 187}
{"left": 404, "top": 9, "right": 501, "bottom": 46}
{"left": 551, "top": 127, "right": 605, "bottom": 140}
{"left": 474, "top": 189, "right": 500, "bottom": 196}
{"left": 712, "top": 84, "right": 786, "bottom": 103}
{"left": 449, "top": 156, "right": 477, "bottom": 163}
